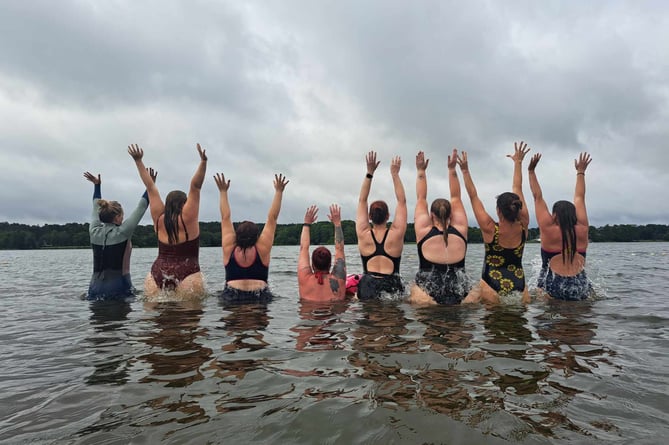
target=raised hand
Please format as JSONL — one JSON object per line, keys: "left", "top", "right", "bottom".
{"left": 196, "top": 143, "right": 207, "bottom": 162}
{"left": 507, "top": 141, "right": 530, "bottom": 163}
{"left": 147, "top": 167, "right": 158, "bottom": 183}
{"left": 575, "top": 152, "right": 592, "bottom": 174}
{"left": 390, "top": 156, "right": 402, "bottom": 175}
{"left": 366, "top": 150, "right": 380, "bottom": 175}
{"left": 447, "top": 148, "right": 458, "bottom": 169}
{"left": 327, "top": 204, "right": 341, "bottom": 225}
{"left": 128, "top": 144, "right": 144, "bottom": 161}
{"left": 304, "top": 205, "right": 318, "bottom": 225}
{"left": 274, "top": 173, "right": 289, "bottom": 192}
{"left": 213, "top": 173, "right": 231, "bottom": 192}
{"left": 456, "top": 151, "right": 469, "bottom": 172}
{"left": 83, "top": 172, "right": 101, "bottom": 185}
{"left": 416, "top": 151, "right": 429, "bottom": 171}
{"left": 528, "top": 153, "right": 542, "bottom": 171}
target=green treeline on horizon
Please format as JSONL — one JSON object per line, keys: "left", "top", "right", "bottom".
{"left": 1, "top": 221, "right": 668, "bottom": 250}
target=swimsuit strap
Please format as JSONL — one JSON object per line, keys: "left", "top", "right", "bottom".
{"left": 370, "top": 227, "right": 390, "bottom": 247}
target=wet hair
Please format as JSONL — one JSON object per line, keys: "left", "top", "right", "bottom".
{"left": 164, "top": 190, "right": 187, "bottom": 244}
{"left": 369, "top": 200, "right": 389, "bottom": 225}
{"left": 496, "top": 192, "right": 522, "bottom": 223}
{"left": 430, "top": 198, "right": 452, "bottom": 245}
{"left": 235, "top": 221, "right": 260, "bottom": 251}
{"left": 98, "top": 200, "right": 123, "bottom": 224}
{"left": 312, "top": 246, "right": 332, "bottom": 272}
{"left": 552, "top": 200, "right": 577, "bottom": 263}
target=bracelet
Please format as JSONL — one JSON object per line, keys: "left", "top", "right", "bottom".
{"left": 366, "top": 173, "right": 373, "bottom": 179}
{"left": 577, "top": 172, "right": 585, "bottom": 176}
{"left": 303, "top": 223, "right": 311, "bottom": 227}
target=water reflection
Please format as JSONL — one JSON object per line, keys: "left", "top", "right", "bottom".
{"left": 85, "top": 300, "right": 133, "bottom": 386}
{"left": 137, "top": 301, "right": 212, "bottom": 427}
{"left": 291, "top": 300, "right": 350, "bottom": 351}
{"left": 210, "top": 302, "right": 270, "bottom": 384}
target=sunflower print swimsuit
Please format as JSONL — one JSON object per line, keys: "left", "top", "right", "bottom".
{"left": 481, "top": 224, "right": 526, "bottom": 295}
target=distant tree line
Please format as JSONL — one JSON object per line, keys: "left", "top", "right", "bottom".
{"left": 1, "top": 221, "right": 668, "bottom": 250}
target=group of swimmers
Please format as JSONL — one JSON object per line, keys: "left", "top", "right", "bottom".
{"left": 84, "top": 141, "right": 593, "bottom": 304}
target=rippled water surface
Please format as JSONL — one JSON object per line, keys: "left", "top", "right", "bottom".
{"left": 1, "top": 242, "right": 668, "bottom": 444}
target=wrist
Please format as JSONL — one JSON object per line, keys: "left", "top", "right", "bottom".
{"left": 303, "top": 223, "right": 311, "bottom": 227}
{"left": 366, "top": 173, "right": 373, "bottom": 179}
{"left": 577, "top": 172, "right": 585, "bottom": 176}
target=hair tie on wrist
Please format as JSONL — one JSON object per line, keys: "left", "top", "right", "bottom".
{"left": 577, "top": 172, "right": 585, "bottom": 176}
{"left": 366, "top": 173, "right": 373, "bottom": 179}
{"left": 303, "top": 223, "right": 311, "bottom": 227}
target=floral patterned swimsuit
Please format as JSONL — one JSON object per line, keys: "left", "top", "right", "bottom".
{"left": 481, "top": 224, "right": 526, "bottom": 295}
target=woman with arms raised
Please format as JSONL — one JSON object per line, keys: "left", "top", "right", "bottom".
{"left": 459, "top": 142, "right": 531, "bottom": 304}
{"left": 298, "top": 204, "right": 347, "bottom": 302}
{"left": 528, "top": 152, "right": 593, "bottom": 300}
{"left": 409, "top": 149, "right": 469, "bottom": 305}
{"left": 83, "top": 168, "right": 155, "bottom": 300}
{"left": 214, "top": 171, "right": 289, "bottom": 304}
{"left": 128, "top": 143, "right": 207, "bottom": 299}
{"left": 355, "top": 150, "right": 407, "bottom": 300}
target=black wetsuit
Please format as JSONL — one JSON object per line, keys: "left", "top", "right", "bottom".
{"left": 87, "top": 184, "right": 148, "bottom": 300}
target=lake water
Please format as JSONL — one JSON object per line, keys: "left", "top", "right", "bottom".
{"left": 1, "top": 242, "right": 668, "bottom": 444}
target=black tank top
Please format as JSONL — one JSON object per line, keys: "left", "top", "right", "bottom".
{"left": 225, "top": 247, "right": 269, "bottom": 283}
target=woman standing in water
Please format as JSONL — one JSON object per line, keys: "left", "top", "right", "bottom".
{"left": 298, "top": 204, "right": 347, "bottom": 302}
{"left": 214, "top": 171, "right": 289, "bottom": 304}
{"left": 83, "top": 168, "right": 155, "bottom": 300}
{"left": 528, "top": 152, "right": 593, "bottom": 300}
{"left": 128, "top": 143, "right": 207, "bottom": 299}
{"left": 409, "top": 149, "right": 469, "bottom": 305}
{"left": 459, "top": 142, "right": 531, "bottom": 304}
{"left": 355, "top": 150, "right": 407, "bottom": 300}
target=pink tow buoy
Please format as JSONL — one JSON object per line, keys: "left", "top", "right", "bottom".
{"left": 346, "top": 273, "right": 361, "bottom": 295}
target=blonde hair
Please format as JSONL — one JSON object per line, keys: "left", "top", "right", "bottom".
{"left": 98, "top": 199, "right": 123, "bottom": 223}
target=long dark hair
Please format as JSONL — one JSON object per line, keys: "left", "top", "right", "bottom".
{"left": 430, "top": 198, "right": 451, "bottom": 246}
{"left": 164, "top": 190, "right": 187, "bottom": 244}
{"left": 496, "top": 192, "right": 522, "bottom": 222}
{"left": 235, "top": 221, "right": 260, "bottom": 252}
{"left": 552, "top": 200, "right": 577, "bottom": 263}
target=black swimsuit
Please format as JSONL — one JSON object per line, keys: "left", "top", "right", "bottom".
{"left": 358, "top": 228, "right": 404, "bottom": 300}
{"left": 414, "top": 226, "right": 469, "bottom": 304}
{"left": 481, "top": 224, "right": 526, "bottom": 295}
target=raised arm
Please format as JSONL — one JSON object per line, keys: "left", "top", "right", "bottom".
{"left": 506, "top": 141, "right": 531, "bottom": 228}
{"left": 119, "top": 167, "right": 155, "bottom": 234}
{"left": 414, "top": 151, "right": 431, "bottom": 235}
{"left": 447, "top": 149, "right": 467, "bottom": 233}
{"left": 298, "top": 205, "right": 318, "bottom": 284}
{"left": 356, "top": 150, "right": 380, "bottom": 235}
{"left": 527, "top": 153, "right": 552, "bottom": 229}
{"left": 329, "top": 204, "right": 346, "bottom": 274}
{"left": 257, "top": 174, "right": 289, "bottom": 260}
{"left": 457, "top": 151, "right": 495, "bottom": 237}
{"left": 128, "top": 144, "right": 164, "bottom": 225}
{"left": 214, "top": 173, "right": 236, "bottom": 259}
{"left": 574, "top": 152, "right": 592, "bottom": 226}
{"left": 84, "top": 172, "right": 102, "bottom": 226}
{"left": 182, "top": 144, "right": 208, "bottom": 223}
{"left": 390, "top": 156, "right": 407, "bottom": 234}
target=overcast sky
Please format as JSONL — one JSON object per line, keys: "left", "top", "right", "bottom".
{"left": 1, "top": 0, "right": 668, "bottom": 228}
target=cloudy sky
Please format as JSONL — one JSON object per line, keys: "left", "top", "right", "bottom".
{"left": 1, "top": 0, "right": 668, "bottom": 228}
